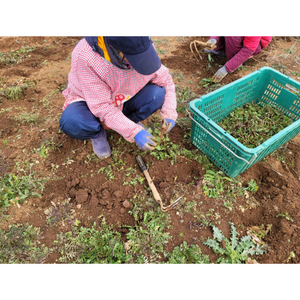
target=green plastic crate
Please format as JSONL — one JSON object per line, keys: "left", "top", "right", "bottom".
{"left": 188, "top": 67, "right": 300, "bottom": 178}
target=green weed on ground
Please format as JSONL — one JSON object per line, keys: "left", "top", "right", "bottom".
{"left": 12, "top": 110, "right": 42, "bottom": 125}
{"left": 0, "top": 46, "right": 36, "bottom": 65}
{"left": 53, "top": 217, "right": 130, "bottom": 264}
{"left": 0, "top": 223, "right": 52, "bottom": 263}
{"left": 0, "top": 81, "right": 35, "bottom": 100}
{"left": 0, "top": 165, "right": 44, "bottom": 208}
{"left": 201, "top": 169, "right": 259, "bottom": 212}
{"left": 203, "top": 222, "right": 266, "bottom": 263}
{"left": 164, "top": 241, "right": 210, "bottom": 263}
{"left": 125, "top": 208, "right": 172, "bottom": 263}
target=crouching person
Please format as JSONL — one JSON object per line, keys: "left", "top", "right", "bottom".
{"left": 59, "top": 36, "right": 177, "bottom": 158}
{"left": 205, "top": 36, "right": 272, "bottom": 82}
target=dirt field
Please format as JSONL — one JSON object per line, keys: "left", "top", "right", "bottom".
{"left": 1, "top": 36, "right": 300, "bottom": 264}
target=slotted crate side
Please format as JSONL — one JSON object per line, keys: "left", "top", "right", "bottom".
{"left": 196, "top": 72, "right": 263, "bottom": 123}
{"left": 190, "top": 108, "right": 255, "bottom": 177}
{"left": 189, "top": 67, "right": 300, "bottom": 177}
{"left": 258, "top": 69, "right": 300, "bottom": 121}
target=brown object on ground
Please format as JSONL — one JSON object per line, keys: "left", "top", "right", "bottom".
{"left": 136, "top": 155, "right": 181, "bottom": 212}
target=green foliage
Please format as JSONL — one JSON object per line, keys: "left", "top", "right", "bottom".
{"left": 150, "top": 136, "right": 180, "bottom": 164}
{"left": 40, "top": 89, "right": 59, "bottom": 108}
{"left": 53, "top": 218, "right": 129, "bottom": 263}
{"left": 0, "top": 46, "right": 36, "bottom": 65}
{"left": 199, "top": 77, "right": 214, "bottom": 88}
{"left": 126, "top": 208, "right": 172, "bottom": 263}
{"left": 176, "top": 85, "right": 195, "bottom": 103}
{"left": 250, "top": 224, "right": 272, "bottom": 239}
{"left": 247, "top": 179, "right": 259, "bottom": 193}
{"left": 202, "top": 170, "right": 259, "bottom": 212}
{"left": 218, "top": 101, "right": 293, "bottom": 148}
{"left": 276, "top": 212, "right": 293, "bottom": 222}
{"left": 0, "top": 81, "right": 35, "bottom": 100}
{"left": 0, "top": 164, "right": 44, "bottom": 208}
{"left": 34, "top": 138, "right": 58, "bottom": 158}
{"left": 0, "top": 223, "right": 52, "bottom": 263}
{"left": 165, "top": 241, "right": 210, "bottom": 264}
{"left": 176, "top": 86, "right": 196, "bottom": 113}
{"left": 202, "top": 170, "right": 233, "bottom": 198}
{"left": 199, "top": 77, "right": 223, "bottom": 92}
{"left": 13, "top": 111, "right": 42, "bottom": 125}
{"left": 203, "top": 222, "right": 266, "bottom": 263}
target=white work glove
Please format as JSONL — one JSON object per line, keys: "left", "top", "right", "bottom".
{"left": 206, "top": 38, "right": 217, "bottom": 49}
{"left": 213, "top": 66, "right": 228, "bottom": 82}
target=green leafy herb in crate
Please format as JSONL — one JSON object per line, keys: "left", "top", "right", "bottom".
{"left": 218, "top": 101, "right": 293, "bottom": 148}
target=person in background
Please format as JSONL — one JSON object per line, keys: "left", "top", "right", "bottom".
{"left": 205, "top": 36, "right": 272, "bottom": 82}
{"left": 59, "top": 36, "right": 177, "bottom": 159}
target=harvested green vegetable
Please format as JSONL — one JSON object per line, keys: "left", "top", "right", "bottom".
{"left": 218, "top": 101, "right": 293, "bottom": 148}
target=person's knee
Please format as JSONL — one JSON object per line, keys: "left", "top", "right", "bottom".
{"left": 150, "top": 85, "right": 166, "bottom": 110}
{"left": 59, "top": 108, "right": 84, "bottom": 139}
{"left": 59, "top": 102, "right": 101, "bottom": 140}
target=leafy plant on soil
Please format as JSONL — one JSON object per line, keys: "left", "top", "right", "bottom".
{"left": 164, "top": 241, "right": 210, "bottom": 264}
{"left": 176, "top": 85, "right": 196, "bottom": 113}
{"left": 125, "top": 208, "right": 172, "bottom": 263}
{"left": 202, "top": 170, "right": 234, "bottom": 198}
{"left": 53, "top": 217, "right": 129, "bottom": 263}
{"left": 199, "top": 77, "right": 223, "bottom": 92}
{"left": 0, "top": 46, "right": 35, "bottom": 65}
{"left": 203, "top": 222, "right": 266, "bottom": 263}
{"left": 181, "top": 200, "right": 221, "bottom": 227}
{"left": 0, "top": 81, "right": 34, "bottom": 100}
{"left": 0, "top": 223, "right": 52, "bottom": 263}
{"left": 250, "top": 224, "right": 272, "bottom": 239}
{"left": 34, "top": 138, "right": 58, "bottom": 158}
{"left": 247, "top": 179, "right": 259, "bottom": 193}
{"left": 276, "top": 212, "right": 294, "bottom": 222}
{"left": 218, "top": 101, "right": 293, "bottom": 148}
{"left": 201, "top": 170, "right": 260, "bottom": 212}
{"left": 147, "top": 121, "right": 208, "bottom": 166}
{"left": 0, "top": 163, "right": 44, "bottom": 208}
{"left": 12, "top": 110, "right": 42, "bottom": 125}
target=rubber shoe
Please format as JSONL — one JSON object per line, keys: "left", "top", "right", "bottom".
{"left": 91, "top": 131, "right": 111, "bottom": 159}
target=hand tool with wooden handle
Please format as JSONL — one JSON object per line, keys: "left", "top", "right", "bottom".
{"left": 136, "top": 155, "right": 181, "bottom": 212}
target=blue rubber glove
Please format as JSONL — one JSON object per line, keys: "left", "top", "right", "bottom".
{"left": 134, "top": 129, "right": 157, "bottom": 150}
{"left": 213, "top": 65, "right": 228, "bottom": 83}
{"left": 162, "top": 119, "right": 175, "bottom": 133}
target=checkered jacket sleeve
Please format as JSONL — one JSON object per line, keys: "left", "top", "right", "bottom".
{"left": 62, "top": 39, "right": 177, "bottom": 142}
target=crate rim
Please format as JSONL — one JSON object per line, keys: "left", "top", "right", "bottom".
{"left": 189, "top": 66, "right": 300, "bottom": 155}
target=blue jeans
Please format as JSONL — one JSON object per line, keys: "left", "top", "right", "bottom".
{"left": 59, "top": 83, "right": 166, "bottom": 140}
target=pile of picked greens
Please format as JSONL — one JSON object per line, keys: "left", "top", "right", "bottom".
{"left": 218, "top": 101, "right": 293, "bottom": 148}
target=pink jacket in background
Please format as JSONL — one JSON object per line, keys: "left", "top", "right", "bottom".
{"left": 243, "top": 36, "right": 272, "bottom": 51}
{"left": 210, "top": 36, "right": 272, "bottom": 72}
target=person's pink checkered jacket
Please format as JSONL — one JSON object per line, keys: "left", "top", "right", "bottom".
{"left": 62, "top": 38, "right": 177, "bottom": 142}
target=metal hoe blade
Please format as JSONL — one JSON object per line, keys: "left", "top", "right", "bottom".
{"left": 158, "top": 196, "right": 182, "bottom": 213}
{"left": 136, "top": 155, "right": 182, "bottom": 213}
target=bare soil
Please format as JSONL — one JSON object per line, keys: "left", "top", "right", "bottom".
{"left": 1, "top": 36, "right": 300, "bottom": 264}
